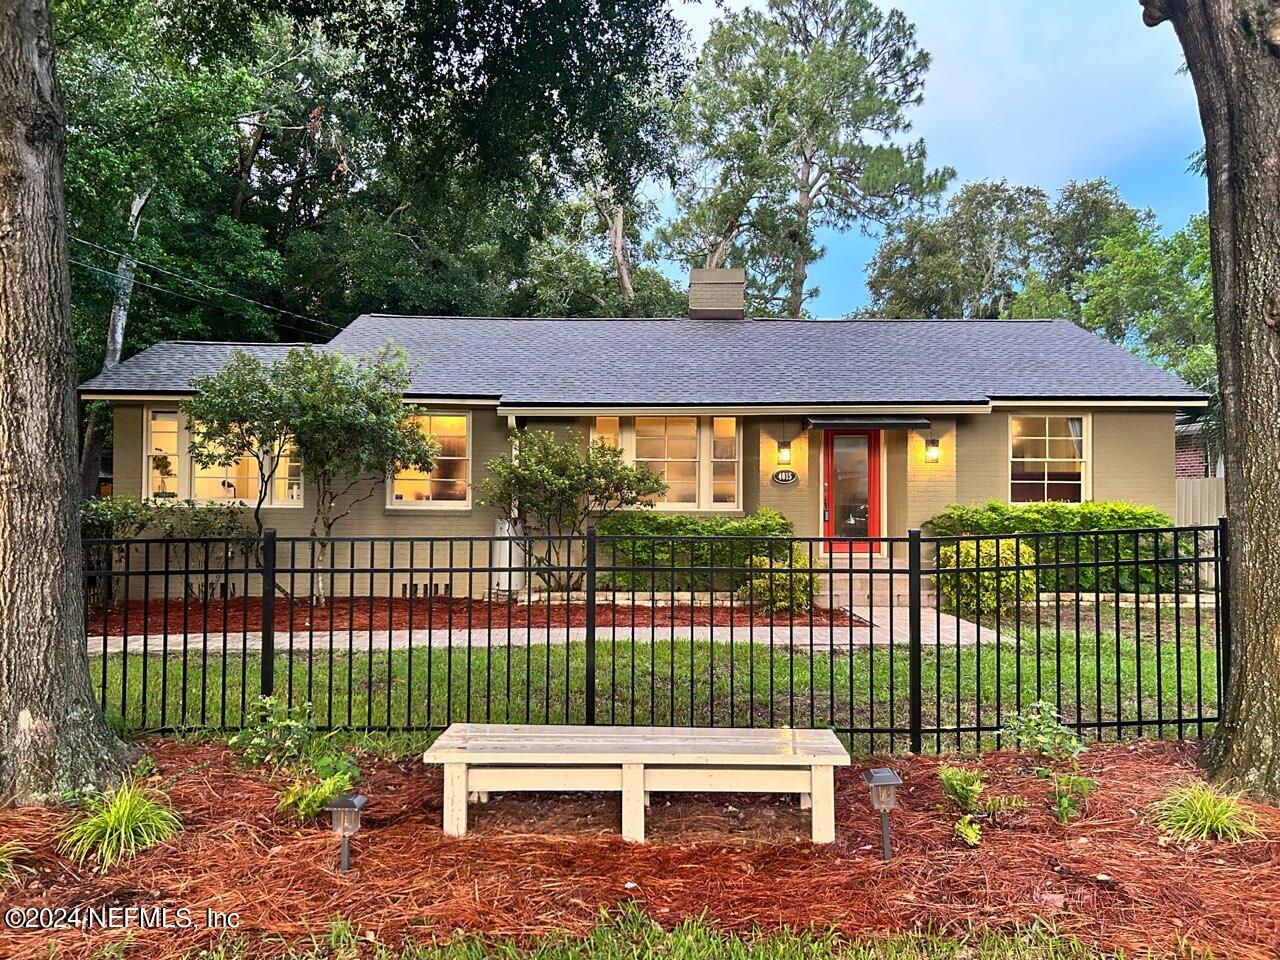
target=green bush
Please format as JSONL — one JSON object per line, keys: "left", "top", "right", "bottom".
{"left": 597, "top": 508, "right": 794, "bottom": 592}
{"left": 229, "top": 697, "right": 318, "bottom": 767}
{"left": 936, "top": 538, "right": 1037, "bottom": 616}
{"left": 938, "top": 765, "right": 985, "bottom": 812}
{"left": 926, "top": 500, "right": 1177, "bottom": 593}
{"left": 0, "top": 841, "right": 29, "bottom": 885}
{"left": 276, "top": 772, "right": 357, "bottom": 822}
{"left": 81, "top": 495, "right": 249, "bottom": 541}
{"left": 1150, "top": 782, "right": 1262, "bottom": 842}
{"left": 736, "top": 543, "right": 823, "bottom": 614}
{"left": 1005, "top": 702, "right": 1085, "bottom": 762}
{"left": 59, "top": 781, "right": 182, "bottom": 871}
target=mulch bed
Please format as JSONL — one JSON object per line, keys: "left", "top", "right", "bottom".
{"left": 3, "top": 740, "right": 1279, "bottom": 959}
{"left": 86, "top": 597, "right": 864, "bottom": 635}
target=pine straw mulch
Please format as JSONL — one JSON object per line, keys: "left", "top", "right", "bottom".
{"left": 2, "top": 739, "right": 1279, "bottom": 960}
{"left": 86, "top": 596, "right": 864, "bottom": 635}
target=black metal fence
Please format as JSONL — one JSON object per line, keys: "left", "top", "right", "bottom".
{"left": 83, "top": 520, "right": 1229, "bottom": 754}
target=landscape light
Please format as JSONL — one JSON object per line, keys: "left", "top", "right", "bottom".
{"left": 924, "top": 436, "right": 941, "bottom": 464}
{"left": 324, "top": 792, "right": 367, "bottom": 872}
{"left": 861, "top": 767, "right": 902, "bottom": 861}
{"left": 776, "top": 438, "right": 793, "bottom": 466}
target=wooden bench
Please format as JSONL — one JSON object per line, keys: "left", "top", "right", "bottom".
{"left": 422, "top": 723, "right": 851, "bottom": 843}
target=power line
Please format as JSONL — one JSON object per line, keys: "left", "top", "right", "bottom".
{"left": 69, "top": 235, "right": 346, "bottom": 335}
{"left": 69, "top": 257, "right": 328, "bottom": 343}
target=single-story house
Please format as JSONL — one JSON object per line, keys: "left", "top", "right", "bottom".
{"left": 80, "top": 270, "right": 1207, "bottom": 549}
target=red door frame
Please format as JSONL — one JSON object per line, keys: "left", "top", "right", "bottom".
{"left": 822, "top": 429, "right": 882, "bottom": 552}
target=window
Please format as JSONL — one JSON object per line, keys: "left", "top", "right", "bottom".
{"left": 389, "top": 413, "right": 471, "bottom": 507}
{"left": 592, "top": 415, "right": 740, "bottom": 510}
{"left": 147, "top": 411, "right": 181, "bottom": 499}
{"left": 1010, "top": 415, "right": 1087, "bottom": 503}
{"left": 143, "top": 410, "right": 302, "bottom": 506}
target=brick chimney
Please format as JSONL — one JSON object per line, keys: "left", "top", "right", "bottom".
{"left": 688, "top": 268, "right": 746, "bottom": 320}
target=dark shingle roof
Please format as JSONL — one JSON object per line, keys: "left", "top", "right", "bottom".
{"left": 80, "top": 317, "right": 1206, "bottom": 406}
{"left": 80, "top": 342, "right": 304, "bottom": 396}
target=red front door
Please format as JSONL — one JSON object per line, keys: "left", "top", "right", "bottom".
{"left": 822, "top": 430, "right": 881, "bottom": 551}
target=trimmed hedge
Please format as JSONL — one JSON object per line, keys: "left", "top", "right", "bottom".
{"left": 925, "top": 500, "right": 1178, "bottom": 594}
{"left": 737, "top": 543, "right": 823, "bottom": 613}
{"left": 596, "top": 508, "right": 794, "bottom": 592}
{"left": 937, "top": 538, "right": 1038, "bottom": 616}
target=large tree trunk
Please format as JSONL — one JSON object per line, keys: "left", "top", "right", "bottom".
{"left": 79, "top": 185, "right": 150, "bottom": 500}
{"left": 0, "top": 0, "right": 127, "bottom": 802}
{"left": 787, "top": 153, "right": 813, "bottom": 319}
{"left": 1141, "top": 0, "right": 1280, "bottom": 796}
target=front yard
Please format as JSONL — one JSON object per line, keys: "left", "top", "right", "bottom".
{"left": 3, "top": 739, "right": 1277, "bottom": 959}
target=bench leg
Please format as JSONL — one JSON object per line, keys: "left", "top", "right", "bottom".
{"left": 810, "top": 765, "right": 835, "bottom": 844}
{"left": 621, "top": 763, "right": 645, "bottom": 842}
{"left": 468, "top": 791, "right": 490, "bottom": 803}
{"left": 444, "top": 763, "right": 468, "bottom": 837}
{"left": 799, "top": 792, "right": 811, "bottom": 809}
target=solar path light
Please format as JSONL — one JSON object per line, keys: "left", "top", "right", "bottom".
{"left": 324, "top": 792, "right": 367, "bottom": 872}
{"left": 861, "top": 767, "right": 902, "bottom": 861}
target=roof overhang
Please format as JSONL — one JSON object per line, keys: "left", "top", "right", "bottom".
{"left": 805, "top": 415, "right": 931, "bottom": 430}
{"left": 496, "top": 402, "right": 993, "bottom": 417}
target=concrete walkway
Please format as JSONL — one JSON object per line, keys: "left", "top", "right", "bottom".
{"left": 92, "top": 606, "right": 991, "bottom": 655}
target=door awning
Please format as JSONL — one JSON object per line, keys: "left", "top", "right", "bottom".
{"left": 804, "top": 415, "right": 932, "bottom": 431}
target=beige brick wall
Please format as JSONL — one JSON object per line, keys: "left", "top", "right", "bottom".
{"left": 755, "top": 418, "right": 819, "bottom": 536}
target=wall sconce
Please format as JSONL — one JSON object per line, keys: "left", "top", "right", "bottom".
{"left": 924, "top": 435, "right": 941, "bottom": 464}
{"left": 325, "top": 792, "right": 367, "bottom": 872}
{"left": 776, "top": 439, "right": 793, "bottom": 466}
{"left": 861, "top": 767, "right": 903, "bottom": 861}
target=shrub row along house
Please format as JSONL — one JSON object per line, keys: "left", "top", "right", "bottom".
{"left": 80, "top": 270, "right": 1206, "bottom": 557}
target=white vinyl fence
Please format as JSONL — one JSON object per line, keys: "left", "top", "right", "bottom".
{"left": 1176, "top": 477, "right": 1226, "bottom": 526}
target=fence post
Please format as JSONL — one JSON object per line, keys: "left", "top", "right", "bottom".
{"left": 584, "top": 526, "right": 597, "bottom": 726}
{"left": 1218, "top": 515, "right": 1231, "bottom": 707}
{"left": 260, "top": 528, "right": 276, "bottom": 699}
{"left": 908, "top": 528, "right": 923, "bottom": 754}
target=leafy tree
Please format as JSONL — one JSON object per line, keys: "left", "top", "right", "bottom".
{"left": 657, "top": 0, "right": 951, "bottom": 317}
{"left": 1139, "top": 0, "right": 1280, "bottom": 797}
{"left": 477, "top": 431, "right": 667, "bottom": 587}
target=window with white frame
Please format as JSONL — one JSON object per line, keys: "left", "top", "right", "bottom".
{"left": 144, "top": 410, "right": 302, "bottom": 506}
{"left": 1010, "top": 415, "right": 1087, "bottom": 503}
{"left": 592, "top": 415, "right": 740, "bottom": 510}
{"left": 388, "top": 412, "right": 471, "bottom": 506}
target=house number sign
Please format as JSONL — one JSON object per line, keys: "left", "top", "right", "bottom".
{"left": 772, "top": 469, "right": 798, "bottom": 485}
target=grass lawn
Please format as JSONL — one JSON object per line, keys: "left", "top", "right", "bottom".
{"left": 187, "top": 908, "right": 1123, "bottom": 959}
{"left": 96, "top": 627, "right": 1221, "bottom": 755}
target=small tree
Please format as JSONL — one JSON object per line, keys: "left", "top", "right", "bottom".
{"left": 478, "top": 431, "right": 667, "bottom": 589}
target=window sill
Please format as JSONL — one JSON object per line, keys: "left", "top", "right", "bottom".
{"left": 384, "top": 502, "right": 474, "bottom": 513}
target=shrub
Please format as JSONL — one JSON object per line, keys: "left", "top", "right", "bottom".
{"left": 81, "top": 495, "right": 249, "bottom": 541}
{"left": 1042, "top": 771, "right": 1097, "bottom": 824}
{"left": 597, "top": 508, "right": 794, "bottom": 592}
{"left": 276, "top": 773, "right": 356, "bottom": 822}
{"left": 938, "top": 765, "right": 985, "bottom": 812}
{"left": 229, "top": 697, "right": 317, "bottom": 767}
{"left": 1005, "top": 702, "right": 1085, "bottom": 762}
{"left": 737, "top": 543, "right": 822, "bottom": 614}
{"left": 926, "top": 500, "right": 1176, "bottom": 593}
{"left": 59, "top": 782, "right": 181, "bottom": 871}
{"left": 936, "top": 538, "right": 1037, "bottom": 617}
{"left": 954, "top": 814, "right": 982, "bottom": 848}
{"left": 1150, "top": 782, "right": 1262, "bottom": 843}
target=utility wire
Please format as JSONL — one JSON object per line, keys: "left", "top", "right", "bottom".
{"left": 69, "top": 235, "right": 345, "bottom": 335}
{"left": 69, "top": 257, "right": 328, "bottom": 343}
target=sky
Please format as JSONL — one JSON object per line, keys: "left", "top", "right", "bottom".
{"left": 665, "top": 0, "right": 1208, "bottom": 317}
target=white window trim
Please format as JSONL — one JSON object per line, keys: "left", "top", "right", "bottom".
{"left": 142, "top": 406, "right": 304, "bottom": 508}
{"left": 591, "top": 415, "right": 743, "bottom": 512}
{"left": 1007, "top": 412, "right": 1093, "bottom": 503}
{"left": 385, "top": 408, "right": 473, "bottom": 511}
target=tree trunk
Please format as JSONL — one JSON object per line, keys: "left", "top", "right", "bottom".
{"left": 787, "top": 154, "right": 813, "bottom": 319}
{"left": 0, "top": 0, "right": 127, "bottom": 802}
{"left": 1142, "top": 0, "right": 1280, "bottom": 796}
{"left": 231, "top": 116, "right": 267, "bottom": 220}
{"left": 606, "top": 204, "right": 635, "bottom": 302}
{"left": 79, "top": 185, "right": 150, "bottom": 500}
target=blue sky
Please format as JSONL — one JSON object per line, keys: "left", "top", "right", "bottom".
{"left": 665, "top": 0, "right": 1207, "bottom": 317}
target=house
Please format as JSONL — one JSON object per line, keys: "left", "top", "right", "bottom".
{"left": 80, "top": 270, "right": 1207, "bottom": 548}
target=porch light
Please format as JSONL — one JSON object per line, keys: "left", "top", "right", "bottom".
{"left": 325, "top": 792, "right": 367, "bottom": 872}
{"left": 776, "top": 439, "right": 793, "bottom": 466}
{"left": 924, "top": 436, "right": 941, "bottom": 464}
{"left": 861, "top": 767, "right": 902, "bottom": 861}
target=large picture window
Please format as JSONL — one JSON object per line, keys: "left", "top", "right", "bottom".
{"left": 592, "top": 415, "right": 740, "bottom": 510}
{"left": 389, "top": 412, "right": 471, "bottom": 507}
{"left": 144, "top": 410, "right": 302, "bottom": 506}
{"left": 1010, "top": 415, "right": 1087, "bottom": 503}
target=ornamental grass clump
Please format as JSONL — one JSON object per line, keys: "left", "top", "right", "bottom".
{"left": 59, "top": 781, "right": 181, "bottom": 871}
{"left": 1151, "top": 782, "right": 1262, "bottom": 843}
{"left": 0, "top": 841, "right": 30, "bottom": 884}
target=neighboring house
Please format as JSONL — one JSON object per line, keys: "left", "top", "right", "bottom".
{"left": 79, "top": 270, "right": 1208, "bottom": 546}
{"left": 1175, "top": 420, "right": 1224, "bottom": 478}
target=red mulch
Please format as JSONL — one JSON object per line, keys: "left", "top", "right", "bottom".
{"left": 3, "top": 740, "right": 1279, "bottom": 959}
{"left": 86, "top": 597, "right": 862, "bottom": 635}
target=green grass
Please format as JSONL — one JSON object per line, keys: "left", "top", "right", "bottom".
{"left": 94, "top": 627, "right": 1221, "bottom": 756}
{"left": 59, "top": 780, "right": 182, "bottom": 871}
{"left": 181, "top": 907, "right": 1123, "bottom": 959}
{"left": 1150, "top": 781, "right": 1262, "bottom": 843}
